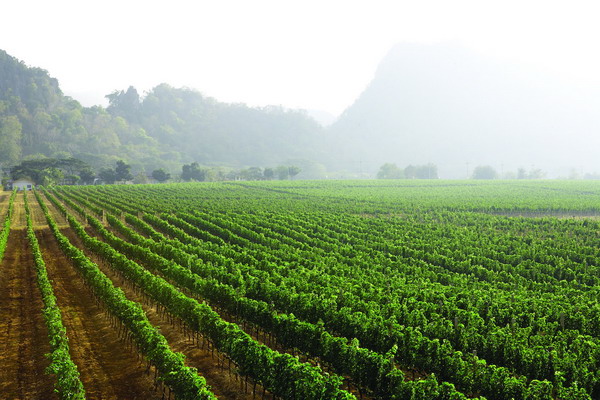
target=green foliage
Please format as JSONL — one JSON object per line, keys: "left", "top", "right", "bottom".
{"left": 405, "top": 163, "right": 438, "bottom": 179}
{"left": 24, "top": 192, "right": 85, "bottom": 399}
{"left": 181, "top": 162, "right": 206, "bottom": 182}
{"left": 10, "top": 157, "right": 91, "bottom": 185}
{"left": 115, "top": 160, "right": 132, "bottom": 181}
{"left": 50, "top": 180, "right": 600, "bottom": 399}
{"left": 98, "top": 168, "right": 116, "bottom": 184}
{"left": 0, "top": 115, "right": 22, "bottom": 165}
{"left": 0, "top": 190, "right": 15, "bottom": 262}
{"left": 377, "top": 163, "right": 404, "bottom": 179}
{"left": 151, "top": 168, "right": 171, "bottom": 183}
{"left": 37, "top": 190, "right": 217, "bottom": 400}
{"left": 0, "top": 50, "right": 323, "bottom": 174}
{"left": 472, "top": 165, "right": 498, "bottom": 180}
{"left": 377, "top": 163, "right": 437, "bottom": 179}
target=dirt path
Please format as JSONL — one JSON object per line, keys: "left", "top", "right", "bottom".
{"left": 0, "top": 230, "right": 57, "bottom": 399}
{"left": 62, "top": 227, "right": 262, "bottom": 400}
{"left": 39, "top": 192, "right": 69, "bottom": 227}
{"left": 25, "top": 192, "right": 69, "bottom": 229}
{"left": 10, "top": 192, "right": 26, "bottom": 230}
{"left": 37, "top": 228, "right": 161, "bottom": 400}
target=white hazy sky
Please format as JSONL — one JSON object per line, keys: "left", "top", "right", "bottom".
{"left": 2, "top": 0, "right": 600, "bottom": 116}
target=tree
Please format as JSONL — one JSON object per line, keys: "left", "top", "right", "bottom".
{"left": 40, "top": 167, "right": 64, "bottom": 186}
{"left": 404, "top": 163, "right": 438, "bottom": 179}
{"left": 115, "top": 160, "right": 133, "bottom": 181}
{"left": 106, "top": 86, "right": 141, "bottom": 122}
{"left": 0, "top": 116, "right": 23, "bottom": 166}
{"left": 240, "top": 167, "right": 263, "bottom": 181}
{"left": 472, "top": 165, "right": 497, "bottom": 179}
{"left": 288, "top": 166, "right": 301, "bottom": 179}
{"left": 152, "top": 168, "right": 171, "bottom": 183}
{"left": 276, "top": 166, "right": 289, "bottom": 180}
{"left": 517, "top": 167, "right": 545, "bottom": 179}
{"left": 181, "top": 162, "right": 206, "bottom": 181}
{"left": 99, "top": 168, "right": 117, "bottom": 184}
{"left": 79, "top": 167, "right": 95, "bottom": 185}
{"left": 263, "top": 168, "right": 275, "bottom": 180}
{"left": 377, "top": 163, "right": 403, "bottom": 179}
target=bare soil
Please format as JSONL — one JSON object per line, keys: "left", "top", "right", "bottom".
{"left": 0, "top": 230, "right": 57, "bottom": 399}
{"left": 37, "top": 228, "right": 161, "bottom": 400}
{"left": 10, "top": 193, "right": 26, "bottom": 230}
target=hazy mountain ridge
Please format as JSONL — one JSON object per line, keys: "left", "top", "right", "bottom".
{"left": 3, "top": 45, "right": 600, "bottom": 179}
{"left": 0, "top": 49, "right": 323, "bottom": 174}
{"left": 327, "top": 43, "right": 600, "bottom": 178}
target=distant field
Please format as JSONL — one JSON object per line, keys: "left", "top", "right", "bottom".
{"left": 1, "top": 180, "right": 599, "bottom": 399}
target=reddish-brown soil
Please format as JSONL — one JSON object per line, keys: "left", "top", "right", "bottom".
{"left": 62, "top": 227, "right": 265, "bottom": 400}
{"left": 10, "top": 193, "right": 26, "bottom": 230}
{"left": 39, "top": 192, "right": 70, "bottom": 227}
{"left": 0, "top": 230, "right": 57, "bottom": 399}
{"left": 36, "top": 228, "right": 161, "bottom": 400}
{"left": 24, "top": 192, "right": 52, "bottom": 229}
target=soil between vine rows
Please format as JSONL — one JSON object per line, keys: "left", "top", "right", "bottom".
{"left": 37, "top": 227, "right": 161, "bottom": 400}
{"left": 0, "top": 230, "right": 57, "bottom": 399}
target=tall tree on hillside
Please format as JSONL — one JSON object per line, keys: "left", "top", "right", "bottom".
{"left": 181, "top": 162, "right": 207, "bottom": 181}
{"left": 472, "top": 165, "right": 497, "bottom": 179}
{"left": 377, "top": 163, "right": 403, "bottom": 179}
{"left": 288, "top": 166, "right": 301, "bottom": 179}
{"left": 115, "top": 160, "right": 133, "bottom": 181}
{"left": 0, "top": 116, "right": 23, "bottom": 166}
{"left": 99, "top": 168, "right": 117, "bottom": 184}
{"left": 106, "top": 86, "right": 141, "bottom": 123}
{"left": 152, "top": 168, "right": 171, "bottom": 183}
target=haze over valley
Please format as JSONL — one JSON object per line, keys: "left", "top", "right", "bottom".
{"left": 2, "top": 41, "right": 600, "bottom": 180}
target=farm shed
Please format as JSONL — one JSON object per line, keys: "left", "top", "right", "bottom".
{"left": 12, "top": 178, "right": 35, "bottom": 191}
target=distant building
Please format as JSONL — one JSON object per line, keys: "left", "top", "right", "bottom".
{"left": 12, "top": 178, "right": 35, "bottom": 191}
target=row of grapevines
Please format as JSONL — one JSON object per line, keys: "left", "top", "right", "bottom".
{"left": 194, "top": 208, "right": 600, "bottom": 377}
{"left": 59, "top": 183, "right": 599, "bottom": 398}
{"left": 181, "top": 208, "right": 598, "bottom": 396}
{"left": 54, "top": 188, "right": 585, "bottom": 400}
{"left": 97, "top": 208, "right": 474, "bottom": 400}
{"left": 23, "top": 192, "right": 86, "bottom": 399}
{"left": 44, "top": 189, "right": 356, "bottom": 400}
{"left": 34, "top": 191, "right": 217, "bottom": 400}
{"left": 0, "top": 190, "right": 16, "bottom": 261}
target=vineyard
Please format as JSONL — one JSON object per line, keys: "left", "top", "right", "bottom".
{"left": 1, "top": 180, "right": 600, "bottom": 399}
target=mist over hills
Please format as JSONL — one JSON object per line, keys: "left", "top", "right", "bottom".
{"left": 328, "top": 43, "right": 600, "bottom": 178}
{"left": 2, "top": 45, "right": 600, "bottom": 179}
{"left": 0, "top": 49, "right": 323, "bottom": 175}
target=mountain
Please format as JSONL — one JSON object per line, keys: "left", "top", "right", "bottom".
{"left": 105, "top": 85, "right": 323, "bottom": 168}
{"left": 326, "top": 43, "right": 600, "bottom": 178}
{"left": 0, "top": 49, "right": 323, "bottom": 174}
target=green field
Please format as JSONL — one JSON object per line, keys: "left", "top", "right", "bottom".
{"left": 2, "top": 180, "right": 600, "bottom": 399}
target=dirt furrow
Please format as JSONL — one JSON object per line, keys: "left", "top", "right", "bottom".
{"left": 39, "top": 192, "right": 69, "bottom": 227}
{"left": 10, "top": 193, "right": 26, "bottom": 230}
{"left": 0, "top": 230, "right": 57, "bottom": 399}
{"left": 37, "top": 228, "right": 160, "bottom": 400}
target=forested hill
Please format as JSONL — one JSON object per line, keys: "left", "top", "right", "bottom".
{"left": 0, "top": 49, "right": 323, "bottom": 173}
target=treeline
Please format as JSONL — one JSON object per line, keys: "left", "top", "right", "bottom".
{"left": 377, "top": 163, "right": 438, "bottom": 179}
{"left": 2, "top": 157, "right": 302, "bottom": 187}
{"left": 0, "top": 50, "right": 322, "bottom": 173}
{"left": 180, "top": 163, "right": 301, "bottom": 182}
